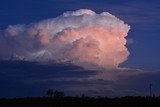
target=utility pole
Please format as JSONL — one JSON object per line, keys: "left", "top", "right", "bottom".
{"left": 149, "top": 84, "right": 152, "bottom": 97}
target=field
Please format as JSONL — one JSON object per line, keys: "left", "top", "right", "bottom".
{"left": 0, "top": 97, "right": 160, "bottom": 107}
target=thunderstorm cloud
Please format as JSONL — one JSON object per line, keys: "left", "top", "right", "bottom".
{"left": 0, "top": 9, "right": 130, "bottom": 70}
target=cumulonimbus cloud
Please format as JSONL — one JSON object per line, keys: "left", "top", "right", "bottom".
{"left": 0, "top": 9, "right": 130, "bottom": 70}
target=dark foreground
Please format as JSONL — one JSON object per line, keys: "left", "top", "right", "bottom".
{"left": 0, "top": 97, "right": 160, "bottom": 107}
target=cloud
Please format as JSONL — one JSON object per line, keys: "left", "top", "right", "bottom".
{"left": 1, "top": 9, "right": 146, "bottom": 97}
{"left": 0, "top": 60, "right": 159, "bottom": 98}
{"left": 0, "top": 9, "right": 130, "bottom": 71}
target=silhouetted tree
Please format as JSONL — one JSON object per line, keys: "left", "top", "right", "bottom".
{"left": 47, "top": 89, "right": 54, "bottom": 98}
{"left": 53, "top": 90, "right": 65, "bottom": 98}
{"left": 82, "top": 94, "right": 85, "bottom": 98}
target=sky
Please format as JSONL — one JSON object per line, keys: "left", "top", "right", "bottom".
{"left": 0, "top": 0, "right": 160, "bottom": 98}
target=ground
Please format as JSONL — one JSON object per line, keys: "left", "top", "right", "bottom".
{"left": 0, "top": 97, "right": 160, "bottom": 107}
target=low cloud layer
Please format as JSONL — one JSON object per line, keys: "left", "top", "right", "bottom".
{"left": 0, "top": 9, "right": 130, "bottom": 70}
{"left": 0, "top": 60, "right": 159, "bottom": 98}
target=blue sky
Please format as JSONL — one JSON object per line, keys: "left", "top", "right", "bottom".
{"left": 0, "top": 0, "right": 160, "bottom": 97}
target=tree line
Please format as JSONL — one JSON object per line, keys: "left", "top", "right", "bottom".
{"left": 46, "top": 89, "right": 65, "bottom": 98}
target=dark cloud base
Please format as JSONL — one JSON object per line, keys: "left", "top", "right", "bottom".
{"left": 0, "top": 60, "right": 160, "bottom": 98}
{"left": 0, "top": 60, "right": 97, "bottom": 98}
